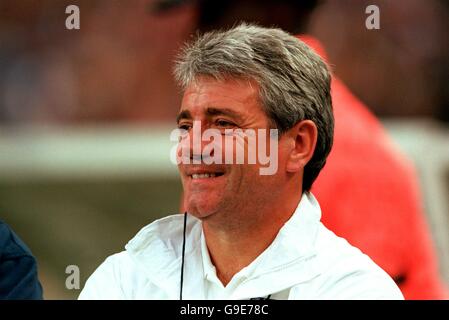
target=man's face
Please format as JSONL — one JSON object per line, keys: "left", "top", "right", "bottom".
{"left": 177, "top": 77, "right": 283, "bottom": 221}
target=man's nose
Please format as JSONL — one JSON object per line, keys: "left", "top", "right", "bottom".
{"left": 177, "top": 121, "right": 216, "bottom": 163}
{"left": 189, "top": 126, "right": 215, "bottom": 163}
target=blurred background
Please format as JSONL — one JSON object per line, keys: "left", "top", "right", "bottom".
{"left": 0, "top": 0, "right": 447, "bottom": 299}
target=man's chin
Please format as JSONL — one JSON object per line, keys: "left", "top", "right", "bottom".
{"left": 184, "top": 198, "right": 221, "bottom": 220}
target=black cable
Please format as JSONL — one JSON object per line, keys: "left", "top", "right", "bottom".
{"left": 180, "top": 211, "right": 187, "bottom": 300}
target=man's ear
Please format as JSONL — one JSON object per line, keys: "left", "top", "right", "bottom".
{"left": 285, "top": 120, "right": 318, "bottom": 173}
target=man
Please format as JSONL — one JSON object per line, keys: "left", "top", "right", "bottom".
{"left": 185, "top": 0, "right": 448, "bottom": 299}
{"left": 0, "top": 220, "right": 43, "bottom": 299}
{"left": 79, "top": 24, "right": 402, "bottom": 299}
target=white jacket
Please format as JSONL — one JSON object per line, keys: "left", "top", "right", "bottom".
{"left": 79, "top": 193, "right": 403, "bottom": 300}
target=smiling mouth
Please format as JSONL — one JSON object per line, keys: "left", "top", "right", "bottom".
{"left": 190, "top": 172, "right": 225, "bottom": 179}
{"left": 189, "top": 172, "right": 224, "bottom": 180}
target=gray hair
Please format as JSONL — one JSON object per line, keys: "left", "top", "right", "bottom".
{"left": 174, "top": 23, "right": 334, "bottom": 191}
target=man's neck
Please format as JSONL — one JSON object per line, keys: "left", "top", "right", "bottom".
{"left": 202, "top": 191, "right": 303, "bottom": 286}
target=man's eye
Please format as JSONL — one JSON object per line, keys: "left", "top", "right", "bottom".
{"left": 178, "top": 124, "right": 192, "bottom": 130}
{"left": 215, "top": 119, "right": 235, "bottom": 127}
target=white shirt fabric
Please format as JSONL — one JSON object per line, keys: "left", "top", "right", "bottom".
{"left": 78, "top": 192, "right": 403, "bottom": 300}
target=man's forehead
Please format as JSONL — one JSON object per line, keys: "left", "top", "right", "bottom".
{"left": 184, "top": 77, "right": 258, "bottom": 100}
{"left": 176, "top": 107, "right": 244, "bottom": 123}
{"left": 179, "top": 77, "right": 260, "bottom": 116}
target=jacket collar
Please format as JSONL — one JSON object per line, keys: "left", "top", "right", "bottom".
{"left": 229, "top": 192, "right": 323, "bottom": 299}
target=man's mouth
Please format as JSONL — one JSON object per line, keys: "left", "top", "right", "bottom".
{"left": 185, "top": 166, "right": 226, "bottom": 180}
{"left": 190, "top": 172, "right": 225, "bottom": 179}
